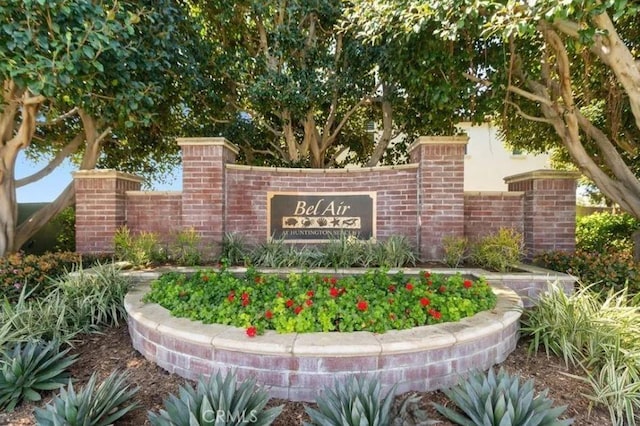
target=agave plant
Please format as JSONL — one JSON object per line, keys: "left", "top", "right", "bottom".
{"left": 434, "top": 368, "right": 573, "bottom": 426}
{"left": 34, "top": 371, "right": 139, "bottom": 426}
{"left": 0, "top": 340, "right": 76, "bottom": 411}
{"left": 148, "top": 370, "right": 283, "bottom": 425}
{"left": 304, "top": 376, "right": 437, "bottom": 426}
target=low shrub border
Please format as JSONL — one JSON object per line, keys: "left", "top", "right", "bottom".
{"left": 125, "top": 271, "right": 522, "bottom": 402}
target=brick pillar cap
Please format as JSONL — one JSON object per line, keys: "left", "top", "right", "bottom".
{"left": 73, "top": 169, "right": 143, "bottom": 183}
{"left": 176, "top": 137, "right": 239, "bottom": 155}
{"left": 504, "top": 169, "right": 580, "bottom": 184}
{"left": 408, "top": 135, "right": 469, "bottom": 154}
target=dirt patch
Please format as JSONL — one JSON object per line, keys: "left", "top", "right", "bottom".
{"left": 0, "top": 325, "right": 611, "bottom": 425}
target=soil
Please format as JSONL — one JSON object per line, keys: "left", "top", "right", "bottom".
{"left": 0, "top": 325, "right": 612, "bottom": 426}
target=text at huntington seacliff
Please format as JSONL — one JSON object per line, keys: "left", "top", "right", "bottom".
{"left": 267, "top": 192, "right": 376, "bottom": 242}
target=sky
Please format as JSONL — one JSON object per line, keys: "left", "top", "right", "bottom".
{"left": 16, "top": 152, "right": 182, "bottom": 203}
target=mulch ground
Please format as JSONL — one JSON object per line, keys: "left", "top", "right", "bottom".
{"left": 0, "top": 324, "right": 612, "bottom": 425}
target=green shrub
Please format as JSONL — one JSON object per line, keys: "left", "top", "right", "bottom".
{"left": 52, "top": 207, "right": 76, "bottom": 252}
{"left": 434, "top": 367, "right": 572, "bottom": 426}
{"left": 535, "top": 250, "right": 640, "bottom": 294}
{"left": 34, "top": 371, "right": 139, "bottom": 426}
{"left": 221, "top": 232, "right": 252, "bottom": 266}
{"left": 522, "top": 284, "right": 640, "bottom": 425}
{"left": 0, "top": 251, "right": 84, "bottom": 302}
{"left": 305, "top": 376, "right": 435, "bottom": 426}
{"left": 0, "top": 340, "right": 76, "bottom": 411}
{"left": 469, "top": 228, "right": 524, "bottom": 272}
{"left": 169, "top": 227, "right": 202, "bottom": 266}
{"left": 144, "top": 269, "right": 497, "bottom": 335}
{"left": 318, "top": 233, "right": 363, "bottom": 268}
{"left": 114, "top": 226, "right": 165, "bottom": 267}
{"left": 148, "top": 371, "right": 282, "bottom": 426}
{"left": 442, "top": 235, "right": 468, "bottom": 268}
{"left": 576, "top": 212, "right": 640, "bottom": 255}
{"left": 375, "top": 236, "right": 417, "bottom": 268}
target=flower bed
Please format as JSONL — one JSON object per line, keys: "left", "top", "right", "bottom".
{"left": 144, "top": 268, "right": 497, "bottom": 335}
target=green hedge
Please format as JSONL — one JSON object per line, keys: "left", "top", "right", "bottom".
{"left": 576, "top": 212, "right": 640, "bottom": 254}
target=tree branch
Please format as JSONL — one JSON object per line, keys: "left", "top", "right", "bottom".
{"left": 507, "top": 84, "right": 554, "bottom": 106}
{"left": 16, "top": 132, "right": 84, "bottom": 187}
{"left": 37, "top": 107, "right": 79, "bottom": 127}
{"left": 505, "top": 100, "right": 554, "bottom": 124}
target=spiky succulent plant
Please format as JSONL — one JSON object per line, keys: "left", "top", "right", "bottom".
{"left": 34, "top": 371, "right": 139, "bottom": 426}
{"left": 304, "top": 376, "right": 437, "bottom": 426}
{"left": 148, "top": 370, "right": 283, "bottom": 426}
{"left": 434, "top": 367, "right": 574, "bottom": 426}
{"left": 0, "top": 340, "right": 76, "bottom": 411}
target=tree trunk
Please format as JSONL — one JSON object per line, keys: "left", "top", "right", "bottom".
{"left": 366, "top": 97, "right": 393, "bottom": 167}
{"left": 0, "top": 157, "right": 17, "bottom": 255}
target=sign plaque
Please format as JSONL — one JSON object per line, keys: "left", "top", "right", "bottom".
{"left": 267, "top": 192, "right": 376, "bottom": 242}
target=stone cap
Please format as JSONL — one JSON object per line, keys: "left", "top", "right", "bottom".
{"left": 408, "top": 135, "right": 469, "bottom": 154}
{"left": 176, "top": 137, "right": 239, "bottom": 155}
{"left": 225, "top": 163, "right": 418, "bottom": 173}
{"left": 504, "top": 169, "right": 580, "bottom": 184}
{"left": 72, "top": 169, "right": 143, "bottom": 183}
{"left": 464, "top": 191, "right": 525, "bottom": 197}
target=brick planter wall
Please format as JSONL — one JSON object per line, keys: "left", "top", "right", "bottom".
{"left": 125, "top": 278, "right": 522, "bottom": 401}
{"left": 74, "top": 137, "right": 579, "bottom": 261}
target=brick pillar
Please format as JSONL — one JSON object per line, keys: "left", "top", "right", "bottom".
{"left": 177, "top": 137, "right": 238, "bottom": 254}
{"left": 73, "top": 170, "right": 143, "bottom": 254}
{"left": 409, "top": 136, "right": 468, "bottom": 261}
{"left": 505, "top": 170, "right": 579, "bottom": 259}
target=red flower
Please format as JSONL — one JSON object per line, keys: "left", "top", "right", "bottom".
{"left": 330, "top": 277, "right": 337, "bottom": 285}
{"left": 357, "top": 301, "right": 368, "bottom": 311}
{"left": 242, "top": 299, "right": 250, "bottom": 306}
{"left": 429, "top": 309, "right": 442, "bottom": 320}
{"left": 265, "top": 310, "right": 273, "bottom": 320}
{"left": 405, "top": 283, "right": 414, "bottom": 291}
{"left": 463, "top": 280, "right": 473, "bottom": 288}
{"left": 420, "top": 297, "right": 430, "bottom": 307}
{"left": 323, "top": 277, "right": 329, "bottom": 283}
{"left": 241, "top": 292, "right": 250, "bottom": 300}
{"left": 227, "top": 292, "right": 235, "bottom": 302}
{"left": 424, "top": 272, "right": 431, "bottom": 279}
{"left": 329, "top": 287, "right": 340, "bottom": 298}
{"left": 307, "top": 290, "right": 315, "bottom": 297}
{"left": 285, "top": 299, "right": 294, "bottom": 308}
{"left": 388, "top": 285, "right": 396, "bottom": 293}
{"left": 306, "top": 299, "right": 313, "bottom": 307}
{"left": 439, "top": 285, "right": 447, "bottom": 293}
{"left": 254, "top": 276, "right": 264, "bottom": 284}
{"left": 246, "top": 326, "right": 257, "bottom": 337}
{"left": 294, "top": 306, "right": 303, "bottom": 315}
{"left": 340, "top": 287, "right": 346, "bottom": 295}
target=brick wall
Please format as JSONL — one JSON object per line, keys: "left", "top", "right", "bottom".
{"left": 178, "top": 138, "right": 238, "bottom": 254}
{"left": 506, "top": 171, "right": 579, "bottom": 258}
{"left": 73, "top": 138, "right": 578, "bottom": 260}
{"left": 225, "top": 165, "right": 419, "bottom": 245}
{"left": 409, "top": 136, "right": 467, "bottom": 261}
{"left": 74, "top": 170, "right": 142, "bottom": 253}
{"left": 464, "top": 192, "right": 524, "bottom": 241}
{"left": 126, "top": 192, "right": 182, "bottom": 237}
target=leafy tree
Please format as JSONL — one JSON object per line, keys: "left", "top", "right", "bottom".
{"left": 0, "top": 0, "right": 196, "bottom": 256}
{"left": 188, "top": 0, "right": 489, "bottom": 168}
{"left": 348, "top": 0, "right": 640, "bottom": 218}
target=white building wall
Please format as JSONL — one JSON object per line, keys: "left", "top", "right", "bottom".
{"left": 458, "top": 122, "right": 552, "bottom": 191}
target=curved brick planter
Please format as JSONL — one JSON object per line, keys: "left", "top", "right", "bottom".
{"left": 126, "top": 283, "right": 521, "bottom": 401}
